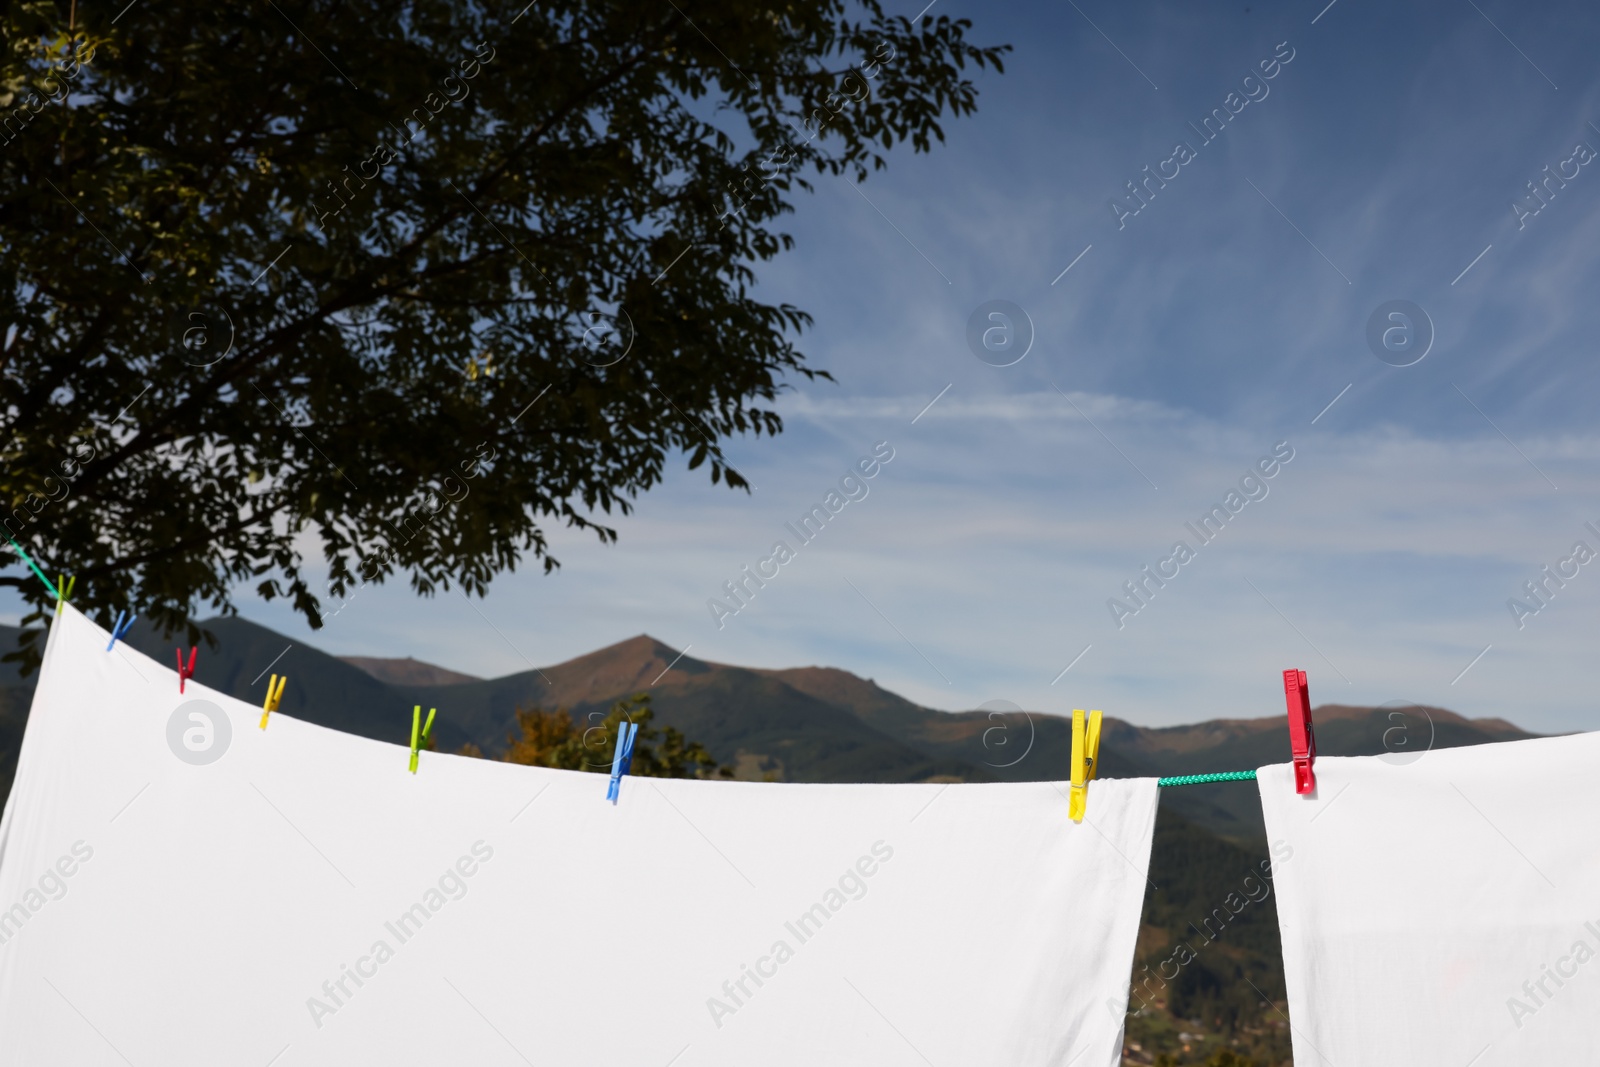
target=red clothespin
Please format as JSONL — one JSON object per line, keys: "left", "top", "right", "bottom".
{"left": 176, "top": 646, "right": 197, "bottom": 694}
{"left": 1283, "top": 668, "right": 1314, "bottom": 794}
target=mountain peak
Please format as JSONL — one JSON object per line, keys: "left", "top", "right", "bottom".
{"left": 338, "top": 655, "right": 481, "bottom": 687}
{"left": 534, "top": 633, "right": 709, "bottom": 707}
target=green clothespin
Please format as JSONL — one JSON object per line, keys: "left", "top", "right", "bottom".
{"left": 408, "top": 705, "right": 437, "bottom": 774}
{"left": 55, "top": 574, "right": 75, "bottom": 617}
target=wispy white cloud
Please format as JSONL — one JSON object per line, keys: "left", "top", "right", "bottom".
{"left": 13, "top": 0, "right": 1599, "bottom": 746}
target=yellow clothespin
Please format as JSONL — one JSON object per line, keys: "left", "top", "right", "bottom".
{"left": 54, "top": 574, "right": 75, "bottom": 617}
{"left": 1069, "top": 708, "right": 1103, "bottom": 823}
{"left": 259, "top": 674, "right": 287, "bottom": 729}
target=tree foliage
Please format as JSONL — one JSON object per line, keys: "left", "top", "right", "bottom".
{"left": 0, "top": 0, "right": 1007, "bottom": 665}
{"left": 478, "top": 692, "right": 728, "bottom": 780}
{"left": 1154, "top": 1050, "right": 1261, "bottom": 1067}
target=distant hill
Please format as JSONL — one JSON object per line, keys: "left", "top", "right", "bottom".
{"left": 0, "top": 619, "right": 1539, "bottom": 843}
{"left": 338, "top": 656, "right": 481, "bottom": 687}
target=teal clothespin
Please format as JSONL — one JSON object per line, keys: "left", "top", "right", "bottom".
{"left": 409, "top": 705, "right": 436, "bottom": 774}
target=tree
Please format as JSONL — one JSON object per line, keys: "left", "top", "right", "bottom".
{"left": 0, "top": 1, "right": 1007, "bottom": 667}
{"left": 477, "top": 693, "right": 728, "bottom": 779}
{"left": 1200, "top": 1051, "right": 1259, "bottom": 1067}
{"left": 1152, "top": 1047, "right": 1261, "bottom": 1067}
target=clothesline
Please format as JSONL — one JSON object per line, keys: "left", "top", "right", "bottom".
{"left": 6, "top": 537, "right": 60, "bottom": 601}
{"left": 1155, "top": 770, "right": 1257, "bottom": 787}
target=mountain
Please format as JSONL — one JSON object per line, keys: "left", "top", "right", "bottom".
{"left": 0, "top": 619, "right": 1540, "bottom": 845}
{"left": 338, "top": 656, "right": 481, "bottom": 687}
{"left": 121, "top": 615, "right": 487, "bottom": 752}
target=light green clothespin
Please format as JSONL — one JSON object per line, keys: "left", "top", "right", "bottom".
{"left": 409, "top": 705, "right": 436, "bottom": 774}
{"left": 55, "top": 574, "right": 75, "bottom": 617}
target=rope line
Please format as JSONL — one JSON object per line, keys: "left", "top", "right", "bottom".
{"left": 6, "top": 538, "right": 60, "bottom": 601}
{"left": 1156, "top": 770, "right": 1258, "bottom": 787}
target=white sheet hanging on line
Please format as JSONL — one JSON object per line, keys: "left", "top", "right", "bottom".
{"left": 1259, "top": 732, "right": 1600, "bottom": 1067}
{"left": 0, "top": 606, "right": 1159, "bottom": 1066}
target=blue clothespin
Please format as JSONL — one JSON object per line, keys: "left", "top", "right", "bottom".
{"left": 106, "top": 610, "right": 136, "bottom": 651}
{"left": 606, "top": 721, "right": 639, "bottom": 804}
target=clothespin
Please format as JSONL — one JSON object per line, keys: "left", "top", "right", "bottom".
{"left": 1068, "top": 708, "right": 1103, "bottom": 823}
{"left": 606, "top": 720, "right": 639, "bottom": 804}
{"left": 106, "top": 610, "right": 136, "bottom": 651}
{"left": 259, "top": 674, "right": 287, "bottom": 730}
{"left": 1283, "top": 668, "right": 1315, "bottom": 795}
{"left": 175, "top": 646, "right": 197, "bottom": 693}
{"left": 408, "top": 705, "right": 436, "bottom": 774}
{"left": 54, "top": 574, "right": 75, "bottom": 617}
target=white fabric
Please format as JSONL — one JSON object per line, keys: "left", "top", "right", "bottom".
{"left": 1259, "top": 733, "right": 1600, "bottom": 1066}
{"left": 0, "top": 606, "right": 1158, "bottom": 1066}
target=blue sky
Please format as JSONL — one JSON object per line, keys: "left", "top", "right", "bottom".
{"left": 28, "top": 0, "right": 1600, "bottom": 734}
